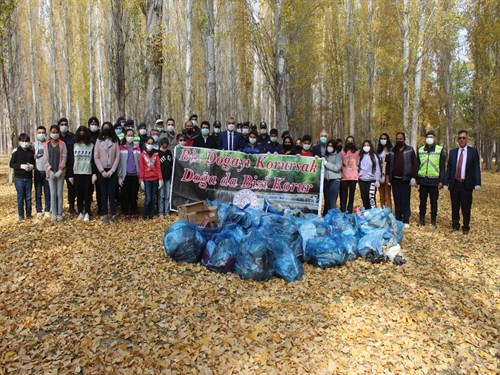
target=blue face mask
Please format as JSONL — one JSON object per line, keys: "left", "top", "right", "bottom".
{"left": 115, "top": 129, "right": 122, "bottom": 135}
{"left": 320, "top": 136, "right": 327, "bottom": 144}
{"left": 201, "top": 128, "right": 210, "bottom": 136}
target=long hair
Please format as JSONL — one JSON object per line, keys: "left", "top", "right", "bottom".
{"left": 376, "top": 133, "right": 393, "bottom": 154}
{"left": 359, "top": 139, "right": 378, "bottom": 174}
{"left": 99, "top": 121, "right": 119, "bottom": 142}
{"left": 343, "top": 136, "right": 357, "bottom": 152}
{"left": 76, "top": 126, "right": 91, "bottom": 145}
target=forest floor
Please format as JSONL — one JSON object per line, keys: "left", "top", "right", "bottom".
{"left": 0, "top": 156, "right": 498, "bottom": 374}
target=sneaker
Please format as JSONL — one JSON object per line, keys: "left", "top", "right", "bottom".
{"left": 103, "top": 215, "right": 110, "bottom": 225}
{"left": 51, "top": 215, "right": 57, "bottom": 222}
{"left": 84, "top": 213, "right": 90, "bottom": 222}
{"left": 78, "top": 213, "right": 84, "bottom": 220}
{"left": 125, "top": 215, "right": 131, "bottom": 222}
{"left": 159, "top": 214, "right": 164, "bottom": 218}
{"left": 57, "top": 215, "right": 63, "bottom": 222}
{"left": 69, "top": 207, "right": 77, "bottom": 215}
{"left": 37, "top": 212, "right": 43, "bottom": 219}
{"left": 403, "top": 223, "right": 410, "bottom": 228}
{"left": 44, "top": 212, "right": 51, "bottom": 219}
{"left": 111, "top": 215, "right": 119, "bottom": 224}
{"left": 18, "top": 217, "right": 24, "bottom": 223}
{"left": 417, "top": 219, "right": 425, "bottom": 227}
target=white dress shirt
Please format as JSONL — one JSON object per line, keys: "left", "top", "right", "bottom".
{"left": 456, "top": 146, "right": 467, "bottom": 180}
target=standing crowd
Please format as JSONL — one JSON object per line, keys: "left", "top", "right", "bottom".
{"left": 10, "top": 115, "right": 481, "bottom": 233}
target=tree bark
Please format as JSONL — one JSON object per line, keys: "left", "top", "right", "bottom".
{"left": 206, "top": 0, "right": 217, "bottom": 123}
{"left": 62, "top": 0, "right": 72, "bottom": 119}
{"left": 402, "top": 0, "right": 410, "bottom": 136}
{"left": 346, "top": 0, "right": 355, "bottom": 136}
{"left": 274, "top": 0, "right": 288, "bottom": 130}
{"left": 88, "top": 0, "right": 94, "bottom": 116}
{"left": 47, "top": 0, "right": 59, "bottom": 117}
{"left": 27, "top": 0, "right": 38, "bottom": 129}
{"left": 112, "top": 0, "right": 126, "bottom": 115}
{"left": 184, "top": 0, "right": 193, "bottom": 121}
{"left": 144, "top": 0, "right": 163, "bottom": 126}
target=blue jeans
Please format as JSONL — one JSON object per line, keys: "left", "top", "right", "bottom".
{"left": 15, "top": 178, "right": 32, "bottom": 219}
{"left": 158, "top": 180, "right": 171, "bottom": 216}
{"left": 143, "top": 180, "right": 158, "bottom": 218}
{"left": 34, "top": 170, "right": 50, "bottom": 213}
{"left": 323, "top": 179, "right": 340, "bottom": 215}
{"left": 98, "top": 171, "right": 118, "bottom": 216}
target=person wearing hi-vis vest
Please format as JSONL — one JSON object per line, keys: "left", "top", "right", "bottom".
{"left": 416, "top": 130, "right": 446, "bottom": 228}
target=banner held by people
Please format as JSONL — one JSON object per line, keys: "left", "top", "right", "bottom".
{"left": 170, "top": 146, "right": 324, "bottom": 214}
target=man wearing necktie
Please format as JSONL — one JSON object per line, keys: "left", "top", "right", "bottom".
{"left": 218, "top": 117, "right": 242, "bottom": 151}
{"left": 443, "top": 130, "right": 481, "bottom": 234}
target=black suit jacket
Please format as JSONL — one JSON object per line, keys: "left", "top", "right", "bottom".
{"left": 218, "top": 131, "right": 243, "bottom": 151}
{"left": 193, "top": 135, "right": 218, "bottom": 149}
{"left": 444, "top": 146, "right": 481, "bottom": 190}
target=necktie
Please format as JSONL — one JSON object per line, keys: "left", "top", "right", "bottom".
{"left": 230, "top": 132, "right": 233, "bottom": 150}
{"left": 455, "top": 148, "right": 464, "bottom": 180}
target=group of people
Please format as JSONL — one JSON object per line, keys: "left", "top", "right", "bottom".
{"left": 10, "top": 114, "right": 481, "bottom": 233}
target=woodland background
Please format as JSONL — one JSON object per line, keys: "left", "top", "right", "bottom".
{"left": 0, "top": 0, "right": 498, "bottom": 170}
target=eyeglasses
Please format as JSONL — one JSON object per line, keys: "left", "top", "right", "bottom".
{"left": 458, "top": 137, "right": 466, "bottom": 140}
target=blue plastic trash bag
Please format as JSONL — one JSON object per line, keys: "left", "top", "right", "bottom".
{"left": 356, "top": 228, "right": 390, "bottom": 258}
{"left": 357, "top": 208, "right": 389, "bottom": 235}
{"left": 235, "top": 233, "right": 274, "bottom": 281}
{"left": 324, "top": 209, "right": 359, "bottom": 237}
{"left": 304, "top": 236, "right": 349, "bottom": 268}
{"left": 163, "top": 221, "right": 206, "bottom": 263}
{"left": 268, "top": 238, "right": 303, "bottom": 282}
{"left": 332, "top": 233, "right": 358, "bottom": 261}
{"left": 244, "top": 206, "right": 264, "bottom": 227}
{"left": 299, "top": 221, "right": 317, "bottom": 252}
{"left": 221, "top": 204, "right": 253, "bottom": 231}
{"left": 386, "top": 212, "right": 404, "bottom": 244}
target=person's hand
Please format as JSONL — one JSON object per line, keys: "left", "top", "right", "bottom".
{"left": 54, "top": 170, "right": 62, "bottom": 179}
{"left": 101, "top": 171, "right": 109, "bottom": 178}
{"left": 438, "top": 182, "right": 443, "bottom": 189}
{"left": 68, "top": 177, "right": 74, "bottom": 184}
{"left": 474, "top": 185, "right": 481, "bottom": 190}
{"left": 410, "top": 178, "right": 417, "bottom": 186}
{"left": 321, "top": 157, "right": 327, "bottom": 163}
{"left": 273, "top": 152, "right": 278, "bottom": 155}
{"left": 374, "top": 181, "right": 380, "bottom": 188}
{"left": 26, "top": 163, "right": 34, "bottom": 171}
{"left": 140, "top": 181, "right": 145, "bottom": 190}
{"left": 20, "top": 164, "right": 29, "bottom": 171}
{"left": 443, "top": 185, "right": 448, "bottom": 191}
{"left": 92, "top": 174, "right": 97, "bottom": 184}
{"left": 49, "top": 171, "right": 55, "bottom": 179}
{"left": 314, "top": 155, "right": 319, "bottom": 159}
{"left": 118, "top": 178, "right": 124, "bottom": 187}
{"left": 387, "top": 181, "right": 391, "bottom": 187}
{"left": 158, "top": 180, "right": 164, "bottom": 189}
{"left": 380, "top": 176, "right": 385, "bottom": 184}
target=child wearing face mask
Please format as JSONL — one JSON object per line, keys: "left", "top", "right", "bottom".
{"left": 322, "top": 139, "right": 342, "bottom": 215}
{"left": 33, "top": 126, "right": 51, "bottom": 218}
{"left": 299, "top": 135, "right": 313, "bottom": 156}
{"left": 358, "top": 140, "right": 381, "bottom": 209}
{"left": 377, "top": 133, "right": 393, "bottom": 209}
{"left": 10, "top": 133, "right": 36, "bottom": 222}
{"left": 118, "top": 129, "right": 141, "bottom": 222}
{"left": 73, "top": 126, "right": 96, "bottom": 221}
{"left": 158, "top": 138, "right": 173, "bottom": 217}
{"left": 340, "top": 136, "right": 359, "bottom": 213}
{"left": 139, "top": 137, "right": 163, "bottom": 219}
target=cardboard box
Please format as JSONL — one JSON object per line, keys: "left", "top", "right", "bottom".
{"left": 178, "top": 201, "right": 219, "bottom": 225}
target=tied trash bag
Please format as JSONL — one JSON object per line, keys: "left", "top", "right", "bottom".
{"left": 324, "top": 209, "right": 359, "bottom": 237}
{"left": 305, "top": 236, "right": 349, "bottom": 268}
{"left": 332, "top": 233, "right": 358, "bottom": 261}
{"left": 356, "top": 228, "right": 391, "bottom": 258}
{"left": 235, "top": 233, "right": 274, "bottom": 281}
{"left": 221, "top": 204, "right": 253, "bottom": 231}
{"left": 201, "top": 226, "right": 244, "bottom": 273}
{"left": 268, "top": 238, "right": 303, "bottom": 282}
{"left": 164, "top": 221, "right": 206, "bottom": 263}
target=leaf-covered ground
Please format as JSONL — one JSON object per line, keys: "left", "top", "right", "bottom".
{"left": 0, "top": 156, "right": 498, "bottom": 374}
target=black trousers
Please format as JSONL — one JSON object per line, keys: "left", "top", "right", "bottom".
{"left": 419, "top": 185, "right": 439, "bottom": 220}
{"left": 65, "top": 176, "right": 76, "bottom": 209}
{"left": 340, "top": 180, "right": 357, "bottom": 213}
{"left": 391, "top": 179, "right": 411, "bottom": 223}
{"left": 121, "top": 175, "right": 139, "bottom": 215}
{"left": 75, "top": 174, "right": 92, "bottom": 215}
{"left": 359, "top": 180, "right": 377, "bottom": 209}
{"left": 450, "top": 182, "right": 473, "bottom": 230}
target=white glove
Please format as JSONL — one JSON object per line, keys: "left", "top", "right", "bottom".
{"left": 474, "top": 185, "right": 481, "bottom": 190}
{"left": 68, "top": 177, "right": 74, "bottom": 184}
{"left": 140, "top": 181, "right": 145, "bottom": 190}
{"left": 92, "top": 174, "right": 97, "bottom": 184}
{"left": 321, "top": 157, "right": 327, "bottom": 163}
{"left": 26, "top": 163, "right": 34, "bottom": 171}
{"left": 267, "top": 152, "right": 271, "bottom": 155}
{"left": 380, "top": 176, "right": 385, "bottom": 184}
{"left": 20, "top": 164, "right": 29, "bottom": 171}
{"left": 273, "top": 152, "right": 278, "bottom": 155}
{"left": 54, "top": 170, "right": 62, "bottom": 179}
{"left": 314, "top": 155, "right": 319, "bottom": 159}
{"left": 374, "top": 181, "right": 380, "bottom": 188}
{"left": 118, "top": 178, "right": 124, "bottom": 187}
{"left": 410, "top": 178, "right": 417, "bottom": 186}
{"left": 443, "top": 185, "right": 448, "bottom": 191}
{"left": 158, "top": 180, "right": 163, "bottom": 189}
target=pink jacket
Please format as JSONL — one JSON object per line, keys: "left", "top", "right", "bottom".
{"left": 341, "top": 150, "right": 360, "bottom": 180}
{"left": 43, "top": 140, "right": 68, "bottom": 176}
{"left": 94, "top": 138, "right": 120, "bottom": 175}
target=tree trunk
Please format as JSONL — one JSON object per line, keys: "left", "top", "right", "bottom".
{"left": 365, "top": 0, "right": 375, "bottom": 138}
{"left": 27, "top": 0, "right": 38, "bottom": 130}
{"left": 402, "top": 0, "right": 410, "bottom": 136}
{"left": 274, "top": 0, "right": 288, "bottom": 130}
{"left": 346, "top": 0, "right": 355, "bottom": 136}
{"left": 206, "top": 0, "right": 217, "bottom": 123}
{"left": 144, "top": 0, "right": 163, "bottom": 126}
{"left": 112, "top": 0, "right": 126, "bottom": 115}
{"left": 88, "top": 0, "right": 94, "bottom": 116}
{"left": 62, "top": 0, "right": 72, "bottom": 119}
{"left": 47, "top": 0, "right": 59, "bottom": 117}
{"left": 184, "top": 0, "right": 193, "bottom": 121}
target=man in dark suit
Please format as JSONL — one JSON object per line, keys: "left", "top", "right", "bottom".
{"left": 312, "top": 129, "right": 329, "bottom": 157}
{"left": 443, "top": 130, "right": 481, "bottom": 234}
{"left": 193, "top": 121, "right": 218, "bottom": 149}
{"left": 218, "top": 117, "right": 243, "bottom": 151}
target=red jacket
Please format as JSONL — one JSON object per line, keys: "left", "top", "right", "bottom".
{"left": 139, "top": 150, "right": 162, "bottom": 181}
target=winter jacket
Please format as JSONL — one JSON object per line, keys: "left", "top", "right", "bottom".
{"left": 139, "top": 150, "right": 162, "bottom": 181}
{"left": 94, "top": 138, "right": 120, "bottom": 174}
{"left": 324, "top": 152, "right": 342, "bottom": 180}
{"left": 387, "top": 144, "right": 418, "bottom": 182}
{"left": 43, "top": 140, "right": 68, "bottom": 177}
{"left": 10, "top": 146, "right": 35, "bottom": 179}
{"left": 118, "top": 144, "right": 141, "bottom": 178}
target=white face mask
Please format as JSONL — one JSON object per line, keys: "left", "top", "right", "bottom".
{"left": 50, "top": 133, "right": 60, "bottom": 140}
{"left": 249, "top": 138, "right": 257, "bottom": 144}
{"left": 214, "top": 128, "right": 221, "bottom": 134}
{"left": 167, "top": 125, "right": 174, "bottom": 132}
{"left": 260, "top": 129, "right": 267, "bottom": 135}
{"left": 139, "top": 129, "right": 147, "bottom": 135}
{"left": 192, "top": 121, "right": 198, "bottom": 127}
{"left": 126, "top": 136, "right": 134, "bottom": 144}
{"left": 242, "top": 129, "right": 249, "bottom": 135}
{"left": 426, "top": 137, "right": 434, "bottom": 145}
{"left": 236, "top": 129, "right": 242, "bottom": 133}
{"left": 20, "top": 142, "right": 29, "bottom": 149}
{"left": 152, "top": 135, "right": 159, "bottom": 142}
{"left": 145, "top": 144, "right": 154, "bottom": 151}
{"left": 227, "top": 124, "right": 235, "bottom": 132}
{"left": 160, "top": 147, "right": 168, "bottom": 152}
{"left": 327, "top": 146, "right": 334, "bottom": 153}
{"left": 363, "top": 146, "right": 371, "bottom": 153}
{"left": 90, "top": 125, "right": 99, "bottom": 133}
{"left": 59, "top": 125, "right": 68, "bottom": 133}
{"left": 380, "top": 139, "right": 387, "bottom": 146}
{"left": 179, "top": 141, "right": 185, "bottom": 146}
{"left": 302, "top": 144, "right": 311, "bottom": 150}
{"left": 270, "top": 136, "right": 277, "bottom": 142}
{"left": 37, "top": 133, "right": 46, "bottom": 141}
{"left": 157, "top": 127, "right": 164, "bottom": 133}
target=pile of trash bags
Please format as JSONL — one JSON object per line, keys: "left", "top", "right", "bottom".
{"left": 163, "top": 203, "right": 406, "bottom": 283}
